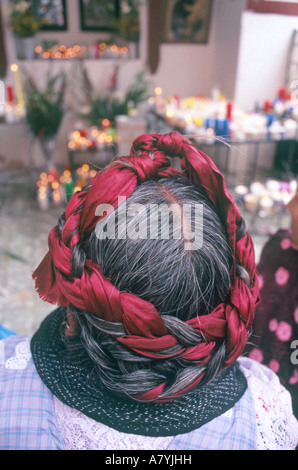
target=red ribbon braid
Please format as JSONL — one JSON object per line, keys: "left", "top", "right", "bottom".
{"left": 33, "top": 132, "right": 260, "bottom": 402}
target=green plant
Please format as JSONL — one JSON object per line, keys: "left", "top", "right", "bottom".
{"left": 10, "top": 2, "right": 40, "bottom": 37}
{"left": 125, "top": 71, "right": 152, "bottom": 108}
{"left": 115, "top": 0, "right": 140, "bottom": 42}
{"left": 84, "top": 95, "right": 128, "bottom": 127}
{"left": 79, "top": 70, "right": 152, "bottom": 126}
{"left": 9, "top": 1, "right": 54, "bottom": 37}
{"left": 23, "top": 70, "right": 66, "bottom": 139}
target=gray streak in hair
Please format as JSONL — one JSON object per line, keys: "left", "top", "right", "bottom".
{"left": 62, "top": 176, "right": 250, "bottom": 400}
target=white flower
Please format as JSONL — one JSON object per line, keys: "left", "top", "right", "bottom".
{"left": 14, "top": 1, "right": 31, "bottom": 13}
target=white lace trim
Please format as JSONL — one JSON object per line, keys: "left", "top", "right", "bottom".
{"left": 238, "top": 357, "right": 298, "bottom": 450}
{"left": 54, "top": 397, "right": 173, "bottom": 450}
{"left": 54, "top": 358, "right": 298, "bottom": 450}
{"left": 5, "top": 338, "right": 31, "bottom": 370}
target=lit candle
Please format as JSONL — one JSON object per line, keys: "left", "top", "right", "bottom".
{"left": 211, "top": 87, "right": 220, "bottom": 102}
{"left": 278, "top": 88, "right": 288, "bottom": 101}
{"left": 59, "top": 185, "right": 66, "bottom": 203}
{"left": 188, "top": 97, "right": 195, "bottom": 108}
{"left": 68, "top": 141, "right": 76, "bottom": 150}
{"left": 6, "top": 85, "right": 14, "bottom": 104}
{"left": 215, "top": 117, "right": 229, "bottom": 138}
{"left": 89, "top": 169, "right": 97, "bottom": 179}
{"left": 10, "top": 64, "right": 25, "bottom": 117}
{"left": 35, "top": 45, "right": 43, "bottom": 57}
{"left": 259, "top": 195, "right": 273, "bottom": 215}
{"left": 108, "top": 127, "right": 116, "bottom": 142}
{"left": 97, "top": 133, "right": 105, "bottom": 149}
{"left": 37, "top": 189, "right": 49, "bottom": 211}
{"left": 274, "top": 99, "right": 284, "bottom": 115}
{"left": 280, "top": 190, "right": 292, "bottom": 206}
{"left": 52, "top": 189, "right": 61, "bottom": 206}
{"left": 263, "top": 100, "right": 271, "bottom": 113}
{"left": 266, "top": 179, "right": 280, "bottom": 194}
{"left": 235, "top": 185, "right": 248, "bottom": 203}
{"left": 184, "top": 113, "right": 193, "bottom": 130}
{"left": 154, "top": 87, "right": 163, "bottom": 113}
{"left": 65, "top": 179, "right": 74, "bottom": 200}
{"left": 194, "top": 116, "right": 203, "bottom": 128}
{"left": 244, "top": 193, "right": 258, "bottom": 211}
{"left": 226, "top": 101, "right": 233, "bottom": 120}
{"left": 48, "top": 167, "right": 59, "bottom": 182}
{"left": 5, "top": 103, "right": 15, "bottom": 123}
{"left": 250, "top": 182, "right": 265, "bottom": 197}
{"left": 284, "top": 119, "right": 297, "bottom": 139}
{"left": 290, "top": 179, "right": 297, "bottom": 194}
{"left": 205, "top": 127, "right": 215, "bottom": 145}
{"left": 101, "top": 119, "right": 110, "bottom": 129}
{"left": 280, "top": 181, "right": 290, "bottom": 193}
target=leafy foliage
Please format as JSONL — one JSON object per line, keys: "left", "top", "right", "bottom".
{"left": 80, "top": 70, "right": 152, "bottom": 126}
{"left": 10, "top": 3, "right": 40, "bottom": 37}
{"left": 9, "top": 0, "right": 54, "bottom": 37}
{"left": 114, "top": 0, "right": 140, "bottom": 42}
{"left": 23, "top": 70, "right": 66, "bottom": 138}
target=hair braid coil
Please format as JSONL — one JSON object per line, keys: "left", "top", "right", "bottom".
{"left": 33, "top": 131, "right": 260, "bottom": 402}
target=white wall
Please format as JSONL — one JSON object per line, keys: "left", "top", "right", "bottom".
{"left": 3, "top": 1, "right": 298, "bottom": 107}
{"left": 235, "top": 10, "right": 298, "bottom": 110}
{"left": 3, "top": 0, "right": 225, "bottom": 98}
{"left": 145, "top": 4, "right": 217, "bottom": 98}
{"left": 211, "top": 0, "right": 246, "bottom": 99}
{"left": 144, "top": 0, "right": 245, "bottom": 98}
{"left": 1, "top": 0, "right": 223, "bottom": 168}
{"left": 3, "top": 0, "right": 219, "bottom": 96}
{"left": 1, "top": 0, "right": 298, "bottom": 168}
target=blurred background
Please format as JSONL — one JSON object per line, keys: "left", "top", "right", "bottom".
{"left": 0, "top": 0, "right": 297, "bottom": 337}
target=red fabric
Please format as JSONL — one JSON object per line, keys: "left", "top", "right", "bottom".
{"left": 33, "top": 131, "right": 260, "bottom": 402}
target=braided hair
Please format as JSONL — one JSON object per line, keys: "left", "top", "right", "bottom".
{"left": 33, "top": 131, "right": 259, "bottom": 403}
{"left": 59, "top": 176, "right": 250, "bottom": 400}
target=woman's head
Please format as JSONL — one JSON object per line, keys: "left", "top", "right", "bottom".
{"left": 63, "top": 176, "right": 243, "bottom": 400}
{"left": 87, "top": 177, "right": 233, "bottom": 321}
{"left": 33, "top": 131, "right": 259, "bottom": 402}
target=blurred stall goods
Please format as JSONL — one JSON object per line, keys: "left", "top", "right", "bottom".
{"left": 36, "top": 164, "right": 98, "bottom": 211}
{"left": 76, "top": 68, "right": 152, "bottom": 127}
{"left": 66, "top": 122, "right": 117, "bottom": 171}
{"left": 33, "top": 40, "right": 135, "bottom": 61}
{"left": 67, "top": 122, "right": 117, "bottom": 152}
{"left": 233, "top": 178, "right": 297, "bottom": 234}
{"left": 36, "top": 167, "right": 65, "bottom": 211}
{"left": 151, "top": 87, "right": 298, "bottom": 144}
{"left": 0, "top": 64, "right": 26, "bottom": 123}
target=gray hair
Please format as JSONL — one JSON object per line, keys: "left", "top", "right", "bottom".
{"left": 61, "top": 177, "right": 248, "bottom": 400}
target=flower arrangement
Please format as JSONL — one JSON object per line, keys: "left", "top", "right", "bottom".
{"left": 9, "top": 1, "right": 41, "bottom": 37}
{"left": 8, "top": 0, "right": 54, "bottom": 37}
{"left": 115, "top": 0, "right": 140, "bottom": 42}
{"left": 116, "top": 14, "right": 140, "bottom": 42}
{"left": 23, "top": 69, "right": 66, "bottom": 139}
{"left": 77, "top": 66, "right": 152, "bottom": 127}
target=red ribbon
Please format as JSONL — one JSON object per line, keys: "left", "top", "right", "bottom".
{"left": 33, "top": 131, "right": 260, "bottom": 402}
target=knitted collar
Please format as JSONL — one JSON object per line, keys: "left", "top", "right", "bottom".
{"left": 31, "top": 308, "right": 248, "bottom": 437}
